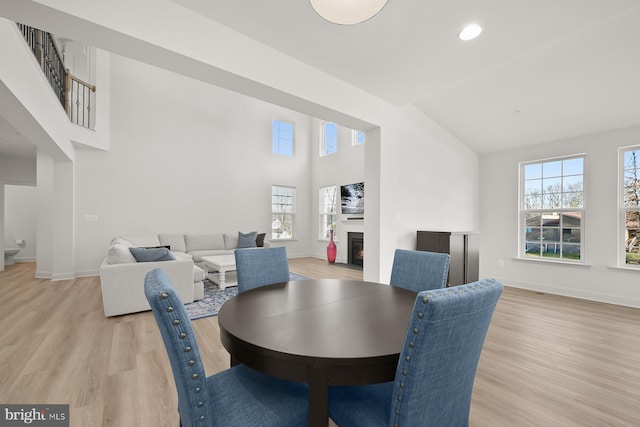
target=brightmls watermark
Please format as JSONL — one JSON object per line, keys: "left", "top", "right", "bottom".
{"left": 0, "top": 405, "right": 68, "bottom": 426}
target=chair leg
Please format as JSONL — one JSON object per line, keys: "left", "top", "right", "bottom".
{"left": 230, "top": 354, "right": 241, "bottom": 367}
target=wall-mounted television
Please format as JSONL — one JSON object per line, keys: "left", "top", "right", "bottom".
{"left": 340, "top": 182, "right": 364, "bottom": 215}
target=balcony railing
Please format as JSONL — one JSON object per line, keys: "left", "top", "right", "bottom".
{"left": 17, "top": 23, "right": 96, "bottom": 130}
{"left": 67, "top": 74, "right": 96, "bottom": 129}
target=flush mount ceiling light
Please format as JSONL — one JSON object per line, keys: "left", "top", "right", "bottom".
{"left": 458, "top": 23, "right": 483, "bottom": 41}
{"left": 309, "top": 0, "right": 389, "bottom": 25}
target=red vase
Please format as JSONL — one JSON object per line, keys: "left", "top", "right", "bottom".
{"left": 327, "top": 230, "right": 337, "bottom": 264}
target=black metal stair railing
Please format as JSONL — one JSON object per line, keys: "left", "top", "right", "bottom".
{"left": 16, "top": 23, "right": 96, "bottom": 130}
{"left": 67, "top": 74, "right": 96, "bottom": 129}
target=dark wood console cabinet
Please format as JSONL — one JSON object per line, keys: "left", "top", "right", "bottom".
{"left": 416, "top": 231, "right": 479, "bottom": 286}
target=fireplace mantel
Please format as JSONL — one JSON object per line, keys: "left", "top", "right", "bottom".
{"left": 340, "top": 219, "right": 363, "bottom": 223}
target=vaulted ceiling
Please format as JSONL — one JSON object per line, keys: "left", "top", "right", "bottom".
{"left": 174, "top": 0, "right": 640, "bottom": 153}
{"left": 2, "top": 0, "right": 640, "bottom": 158}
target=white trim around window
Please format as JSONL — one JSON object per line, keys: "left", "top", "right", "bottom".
{"left": 272, "top": 120, "right": 294, "bottom": 156}
{"left": 319, "top": 185, "right": 338, "bottom": 239}
{"left": 619, "top": 145, "right": 640, "bottom": 268}
{"left": 320, "top": 121, "right": 338, "bottom": 156}
{"left": 519, "top": 154, "right": 585, "bottom": 264}
{"left": 351, "top": 129, "right": 365, "bottom": 146}
{"left": 271, "top": 185, "right": 296, "bottom": 240}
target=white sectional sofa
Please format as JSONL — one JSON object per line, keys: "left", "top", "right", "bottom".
{"left": 99, "top": 232, "right": 266, "bottom": 317}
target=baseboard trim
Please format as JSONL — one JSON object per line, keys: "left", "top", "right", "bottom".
{"left": 498, "top": 278, "right": 640, "bottom": 309}
{"left": 75, "top": 269, "right": 100, "bottom": 278}
{"left": 35, "top": 270, "right": 51, "bottom": 279}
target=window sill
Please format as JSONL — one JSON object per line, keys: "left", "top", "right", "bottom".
{"left": 513, "top": 257, "right": 592, "bottom": 269}
{"left": 608, "top": 265, "right": 640, "bottom": 273}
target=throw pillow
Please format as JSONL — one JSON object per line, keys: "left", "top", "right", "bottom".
{"left": 237, "top": 231, "right": 258, "bottom": 248}
{"left": 129, "top": 247, "right": 176, "bottom": 262}
{"left": 256, "top": 233, "right": 266, "bottom": 247}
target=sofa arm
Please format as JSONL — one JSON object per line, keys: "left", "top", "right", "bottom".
{"left": 100, "top": 258, "right": 196, "bottom": 317}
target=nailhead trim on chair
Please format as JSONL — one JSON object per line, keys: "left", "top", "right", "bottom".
{"left": 391, "top": 278, "right": 497, "bottom": 427}
{"left": 150, "top": 276, "right": 210, "bottom": 425}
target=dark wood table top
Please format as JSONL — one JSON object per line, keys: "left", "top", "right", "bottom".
{"left": 218, "top": 279, "right": 416, "bottom": 427}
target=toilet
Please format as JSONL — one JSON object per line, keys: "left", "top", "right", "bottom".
{"left": 4, "top": 248, "right": 19, "bottom": 265}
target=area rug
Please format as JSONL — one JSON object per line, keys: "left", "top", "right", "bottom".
{"left": 186, "top": 272, "right": 309, "bottom": 320}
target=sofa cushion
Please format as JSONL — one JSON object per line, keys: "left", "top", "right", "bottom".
{"left": 185, "top": 234, "right": 225, "bottom": 252}
{"left": 223, "top": 233, "right": 239, "bottom": 250}
{"left": 172, "top": 251, "right": 193, "bottom": 260}
{"left": 159, "top": 234, "right": 187, "bottom": 252}
{"left": 122, "top": 235, "right": 160, "bottom": 247}
{"left": 193, "top": 265, "right": 205, "bottom": 282}
{"left": 256, "top": 233, "right": 266, "bottom": 247}
{"left": 129, "top": 247, "right": 176, "bottom": 262}
{"left": 106, "top": 243, "right": 137, "bottom": 264}
{"left": 238, "top": 231, "right": 258, "bottom": 248}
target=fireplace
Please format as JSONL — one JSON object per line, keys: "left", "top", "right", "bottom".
{"left": 348, "top": 232, "right": 364, "bottom": 268}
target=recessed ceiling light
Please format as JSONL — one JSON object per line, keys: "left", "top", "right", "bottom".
{"left": 459, "top": 23, "right": 482, "bottom": 41}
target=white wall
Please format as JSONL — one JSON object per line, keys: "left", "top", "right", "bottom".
{"left": 72, "top": 55, "right": 480, "bottom": 280}
{"left": 4, "top": 184, "right": 37, "bottom": 261}
{"left": 373, "top": 106, "right": 480, "bottom": 283}
{"left": 480, "top": 125, "right": 640, "bottom": 308}
{"left": 0, "top": 18, "right": 74, "bottom": 161}
{"left": 1, "top": 3, "right": 481, "bottom": 282}
{"left": 0, "top": 156, "right": 36, "bottom": 184}
{"left": 74, "top": 55, "right": 314, "bottom": 275}
{"left": 0, "top": 18, "right": 110, "bottom": 279}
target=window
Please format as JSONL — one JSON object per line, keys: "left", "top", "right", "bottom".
{"left": 352, "top": 129, "right": 365, "bottom": 146}
{"left": 272, "top": 185, "right": 295, "bottom": 240}
{"left": 321, "top": 122, "right": 338, "bottom": 156}
{"left": 621, "top": 147, "right": 640, "bottom": 266}
{"left": 272, "top": 120, "right": 294, "bottom": 156}
{"left": 520, "top": 155, "right": 584, "bottom": 262}
{"left": 319, "top": 185, "right": 338, "bottom": 239}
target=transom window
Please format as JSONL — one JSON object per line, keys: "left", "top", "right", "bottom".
{"left": 319, "top": 185, "right": 338, "bottom": 239}
{"left": 272, "top": 120, "right": 294, "bottom": 156}
{"left": 321, "top": 122, "right": 338, "bottom": 156}
{"left": 621, "top": 146, "right": 640, "bottom": 266}
{"left": 520, "top": 155, "right": 584, "bottom": 262}
{"left": 271, "top": 185, "right": 295, "bottom": 240}
{"left": 352, "top": 130, "right": 365, "bottom": 146}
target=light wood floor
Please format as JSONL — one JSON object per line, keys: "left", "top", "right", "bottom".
{"left": 0, "top": 260, "right": 639, "bottom": 426}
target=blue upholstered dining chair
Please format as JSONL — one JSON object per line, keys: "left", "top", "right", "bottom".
{"left": 144, "top": 268, "right": 307, "bottom": 427}
{"left": 389, "top": 249, "right": 450, "bottom": 292}
{"left": 234, "top": 246, "right": 290, "bottom": 293}
{"left": 328, "top": 278, "right": 503, "bottom": 427}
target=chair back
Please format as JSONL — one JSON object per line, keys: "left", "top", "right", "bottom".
{"left": 390, "top": 249, "right": 450, "bottom": 292}
{"left": 390, "top": 278, "right": 503, "bottom": 426}
{"left": 235, "top": 246, "right": 290, "bottom": 293}
{"left": 144, "top": 269, "right": 212, "bottom": 427}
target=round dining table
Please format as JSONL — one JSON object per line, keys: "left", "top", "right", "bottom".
{"left": 217, "top": 278, "right": 417, "bottom": 427}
